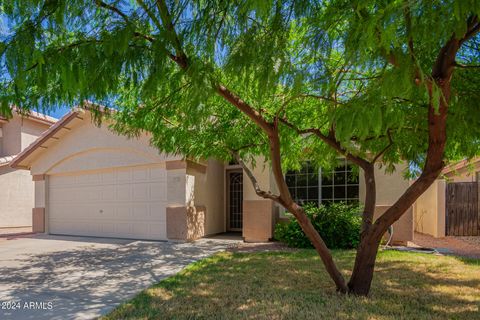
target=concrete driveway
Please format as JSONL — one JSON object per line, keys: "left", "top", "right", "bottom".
{"left": 0, "top": 234, "right": 238, "bottom": 320}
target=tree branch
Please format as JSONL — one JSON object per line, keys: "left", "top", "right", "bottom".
{"left": 156, "top": 0, "right": 188, "bottom": 68}
{"left": 300, "top": 94, "right": 342, "bottom": 104}
{"left": 371, "top": 129, "right": 393, "bottom": 163}
{"left": 95, "top": 0, "right": 129, "bottom": 22}
{"left": 95, "top": 1, "right": 156, "bottom": 43}
{"left": 279, "top": 117, "right": 371, "bottom": 170}
{"left": 155, "top": 0, "right": 273, "bottom": 135}
{"left": 230, "top": 151, "right": 280, "bottom": 202}
{"left": 403, "top": 0, "right": 415, "bottom": 60}
{"left": 460, "top": 16, "right": 480, "bottom": 45}
{"left": 136, "top": 0, "right": 164, "bottom": 31}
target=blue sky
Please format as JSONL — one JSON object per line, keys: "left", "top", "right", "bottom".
{"left": 44, "top": 105, "right": 71, "bottom": 119}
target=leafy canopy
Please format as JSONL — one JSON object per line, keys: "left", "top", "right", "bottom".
{"left": 0, "top": 0, "right": 479, "bottom": 173}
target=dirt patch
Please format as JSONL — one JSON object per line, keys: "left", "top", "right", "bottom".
{"left": 412, "top": 232, "right": 480, "bottom": 259}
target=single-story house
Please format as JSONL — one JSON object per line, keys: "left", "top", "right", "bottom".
{"left": 414, "top": 158, "right": 480, "bottom": 238}
{"left": 11, "top": 109, "right": 415, "bottom": 243}
{"left": 0, "top": 110, "right": 56, "bottom": 229}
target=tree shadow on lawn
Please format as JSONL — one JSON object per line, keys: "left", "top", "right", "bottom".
{"left": 0, "top": 238, "right": 233, "bottom": 320}
{"left": 105, "top": 250, "right": 480, "bottom": 320}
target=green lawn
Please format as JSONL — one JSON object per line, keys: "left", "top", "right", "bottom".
{"left": 104, "top": 250, "right": 480, "bottom": 320}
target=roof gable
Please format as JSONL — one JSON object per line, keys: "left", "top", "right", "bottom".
{"left": 10, "top": 109, "right": 179, "bottom": 173}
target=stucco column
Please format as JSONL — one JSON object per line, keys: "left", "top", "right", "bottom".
{"left": 32, "top": 174, "right": 46, "bottom": 233}
{"left": 165, "top": 160, "right": 206, "bottom": 241}
{"left": 242, "top": 157, "right": 277, "bottom": 242}
{"left": 436, "top": 180, "right": 446, "bottom": 238}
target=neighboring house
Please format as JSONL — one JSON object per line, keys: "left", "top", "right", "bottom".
{"left": 442, "top": 158, "right": 480, "bottom": 183}
{"left": 414, "top": 158, "right": 480, "bottom": 238}
{"left": 11, "top": 109, "right": 414, "bottom": 243}
{"left": 0, "top": 110, "right": 56, "bottom": 229}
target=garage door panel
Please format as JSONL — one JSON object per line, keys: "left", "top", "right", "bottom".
{"left": 116, "top": 170, "right": 132, "bottom": 182}
{"left": 133, "top": 169, "right": 149, "bottom": 181}
{"left": 148, "top": 204, "right": 166, "bottom": 221}
{"left": 101, "top": 224, "right": 115, "bottom": 234}
{"left": 150, "top": 182, "right": 167, "bottom": 200}
{"left": 133, "top": 184, "right": 149, "bottom": 201}
{"left": 101, "top": 171, "right": 116, "bottom": 183}
{"left": 150, "top": 167, "right": 166, "bottom": 179}
{"left": 102, "top": 186, "right": 116, "bottom": 201}
{"left": 116, "top": 184, "right": 132, "bottom": 200}
{"left": 48, "top": 166, "right": 167, "bottom": 240}
{"left": 86, "top": 187, "right": 103, "bottom": 201}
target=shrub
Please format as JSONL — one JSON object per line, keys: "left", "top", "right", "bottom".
{"left": 274, "top": 202, "right": 362, "bottom": 249}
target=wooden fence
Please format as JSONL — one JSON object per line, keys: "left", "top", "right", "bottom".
{"left": 446, "top": 182, "right": 479, "bottom": 236}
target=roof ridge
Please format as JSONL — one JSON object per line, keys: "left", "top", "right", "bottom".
{"left": 1, "top": 106, "right": 58, "bottom": 125}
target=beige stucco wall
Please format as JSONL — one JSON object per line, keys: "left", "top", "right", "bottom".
{"left": 243, "top": 157, "right": 275, "bottom": 201}
{"left": 1, "top": 116, "right": 22, "bottom": 156}
{"left": 1, "top": 116, "right": 50, "bottom": 157}
{"left": 241, "top": 157, "right": 278, "bottom": 241}
{"left": 21, "top": 119, "right": 50, "bottom": 150}
{"left": 413, "top": 179, "right": 446, "bottom": 238}
{"left": 0, "top": 166, "right": 34, "bottom": 227}
{"left": 359, "top": 162, "right": 411, "bottom": 206}
{"left": 0, "top": 126, "right": 3, "bottom": 155}
{"left": 359, "top": 162, "right": 413, "bottom": 243}
{"left": 188, "top": 159, "right": 225, "bottom": 235}
{"left": 34, "top": 179, "right": 46, "bottom": 208}
{"left": 0, "top": 116, "right": 51, "bottom": 228}
{"left": 30, "top": 113, "right": 179, "bottom": 176}
{"left": 167, "top": 169, "right": 188, "bottom": 207}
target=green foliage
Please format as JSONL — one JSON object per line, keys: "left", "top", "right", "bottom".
{"left": 0, "top": 0, "right": 479, "bottom": 175}
{"left": 274, "top": 203, "right": 362, "bottom": 249}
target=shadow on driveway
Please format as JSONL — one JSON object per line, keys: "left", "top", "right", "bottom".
{"left": 0, "top": 235, "right": 239, "bottom": 320}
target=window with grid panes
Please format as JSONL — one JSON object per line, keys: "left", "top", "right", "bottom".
{"left": 285, "top": 161, "right": 319, "bottom": 206}
{"left": 285, "top": 159, "right": 359, "bottom": 205}
{"left": 320, "top": 159, "right": 359, "bottom": 204}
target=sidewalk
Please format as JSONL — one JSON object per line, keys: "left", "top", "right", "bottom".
{"left": 413, "top": 232, "right": 480, "bottom": 259}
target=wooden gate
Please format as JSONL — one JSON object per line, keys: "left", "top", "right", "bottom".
{"left": 446, "top": 182, "right": 479, "bottom": 236}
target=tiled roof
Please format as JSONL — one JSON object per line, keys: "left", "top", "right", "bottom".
{"left": 0, "top": 155, "right": 16, "bottom": 167}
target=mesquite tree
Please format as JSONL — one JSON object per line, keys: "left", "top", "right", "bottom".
{"left": 1, "top": 1, "right": 479, "bottom": 295}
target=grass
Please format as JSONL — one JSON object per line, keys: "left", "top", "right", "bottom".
{"left": 104, "top": 250, "right": 480, "bottom": 320}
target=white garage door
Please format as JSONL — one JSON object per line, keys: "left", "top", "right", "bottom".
{"left": 48, "top": 166, "right": 167, "bottom": 240}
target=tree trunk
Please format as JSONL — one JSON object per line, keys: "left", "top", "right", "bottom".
{"left": 264, "top": 128, "right": 348, "bottom": 293}
{"left": 360, "top": 164, "right": 376, "bottom": 235}
{"left": 347, "top": 233, "right": 381, "bottom": 295}
{"left": 287, "top": 203, "right": 348, "bottom": 293}
{"left": 347, "top": 163, "right": 379, "bottom": 295}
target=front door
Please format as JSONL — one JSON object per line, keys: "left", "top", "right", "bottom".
{"left": 228, "top": 171, "right": 243, "bottom": 231}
